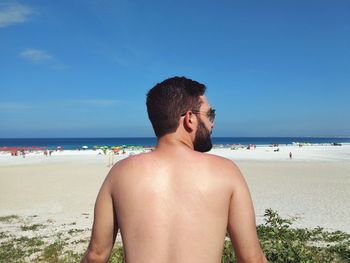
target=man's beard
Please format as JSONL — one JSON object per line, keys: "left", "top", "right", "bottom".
{"left": 193, "top": 119, "right": 212, "bottom": 152}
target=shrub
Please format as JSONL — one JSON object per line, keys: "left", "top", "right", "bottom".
{"left": 257, "top": 209, "right": 350, "bottom": 262}
{"left": 1, "top": 210, "right": 349, "bottom": 262}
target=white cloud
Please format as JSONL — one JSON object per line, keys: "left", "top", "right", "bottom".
{"left": 0, "top": 2, "right": 35, "bottom": 27}
{"left": 20, "top": 48, "right": 52, "bottom": 62}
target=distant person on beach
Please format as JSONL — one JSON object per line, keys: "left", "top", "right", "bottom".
{"left": 289, "top": 152, "right": 293, "bottom": 159}
{"left": 82, "top": 77, "right": 267, "bottom": 263}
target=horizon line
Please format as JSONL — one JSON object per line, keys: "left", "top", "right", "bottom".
{"left": 1, "top": 136, "right": 349, "bottom": 139}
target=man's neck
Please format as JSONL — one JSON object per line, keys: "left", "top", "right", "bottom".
{"left": 156, "top": 133, "right": 194, "bottom": 151}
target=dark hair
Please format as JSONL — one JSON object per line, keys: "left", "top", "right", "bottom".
{"left": 146, "top": 76, "right": 206, "bottom": 138}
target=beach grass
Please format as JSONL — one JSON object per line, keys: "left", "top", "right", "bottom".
{"left": 0, "top": 209, "right": 349, "bottom": 262}
{"left": 0, "top": 215, "right": 19, "bottom": 222}
{"left": 20, "top": 223, "right": 45, "bottom": 231}
{"left": 249, "top": 209, "right": 349, "bottom": 262}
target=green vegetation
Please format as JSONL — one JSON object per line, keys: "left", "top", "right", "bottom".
{"left": 20, "top": 223, "right": 45, "bottom": 231}
{"left": 0, "top": 232, "right": 83, "bottom": 263}
{"left": 221, "top": 209, "right": 350, "bottom": 262}
{"left": 67, "top": 229, "right": 84, "bottom": 235}
{"left": 0, "top": 210, "right": 349, "bottom": 262}
{"left": 0, "top": 232, "right": 7, "bottom": 239}
{"left": 109, "top": 246, "right": 124, "bottom": 263}
{"left": 0, "top": 215, "right": 19, "bottom": 222}
{"left": 0, "top": 235, "right": 44, "bottom": 262}
{"left": 258, "top": 209, "right": 350, "bottom": 262}
{"left": 41, "top": 239, "right": 65, "bottom": 262}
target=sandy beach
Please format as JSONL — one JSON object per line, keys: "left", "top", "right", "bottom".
{"left": 0, "top": 144, "right": 349, "bottom": 254}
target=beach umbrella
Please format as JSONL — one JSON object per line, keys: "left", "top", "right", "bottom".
{"left": 19, "top": 147, "right": 31, "bottom": 151}
{"left": 82, "top": 145, "right": 88, "bottom": 149}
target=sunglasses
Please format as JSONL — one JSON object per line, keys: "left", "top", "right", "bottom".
{"left": 181, "top": 108, "right": 216, "bottom": 123}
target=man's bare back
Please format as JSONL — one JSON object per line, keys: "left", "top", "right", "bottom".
{"left": 81, "top": 77, "right": 266, "bottom": 263}
{"left": 113, "top": 146, "right": 235, "bottom": 262}
{"left": 83, "top": 145, "right": 265, "bottom": 263}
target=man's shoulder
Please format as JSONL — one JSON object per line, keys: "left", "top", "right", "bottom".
{"left": 112, "top": 152, "right": 152, "bottom": 171}
{"left": 203, "top": 152, "right": 239, "bottom": 170}
{"left": 210, "top": 153, "right": 245, "bottom": 181}
{"left": 109, "top": 151, "right": 241, "bottom": 180}
{"left": 203, "top": 152, "right": 232, "bottom": 162}
{"left": 105, "top": 153, "right": 153, "bottom": 186}
{"left": 111, "top": 151, "right": 163, "bottom": 176}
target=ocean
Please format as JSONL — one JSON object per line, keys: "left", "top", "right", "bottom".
{"left": 0, "top": 137, "right": 349, "bottom": 150}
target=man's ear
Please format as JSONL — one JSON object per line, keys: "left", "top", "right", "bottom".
{"left": 183, "top": 111, "right": 195, "bottom": 133}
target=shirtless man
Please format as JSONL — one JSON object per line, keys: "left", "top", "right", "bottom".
{"left": 81, "top": 77, "right": 267, "bottom": 263}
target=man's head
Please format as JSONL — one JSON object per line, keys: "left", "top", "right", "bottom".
{"left": 193, "top": 103, "right": 214, "bottom": 152}
{"left": 146, "top": 76, "right": 215, "bottom": 152}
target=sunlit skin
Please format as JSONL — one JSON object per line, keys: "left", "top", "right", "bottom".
{"left": 81, "top": 95, "right": 267, "bottom": 263}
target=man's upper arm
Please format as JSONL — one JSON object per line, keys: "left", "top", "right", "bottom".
{"left": 226, "top": 163, "right": 266, "bottom": 263}
{"left": 85, "top": 174, "right": 118, "bottom": 261}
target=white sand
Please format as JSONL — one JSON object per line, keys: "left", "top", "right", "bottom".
{"left": 0, "top": 145, "right": 349, "bottom": 252}
{"left": 239, "top": 161, "right": 350, "bottom": 231}
{"left": 210, "top": 144, "right": 350, "bottom": 162}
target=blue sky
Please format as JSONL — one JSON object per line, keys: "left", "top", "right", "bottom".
{"left": 0, "top": 0, "right": 349, "bottom": 138}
